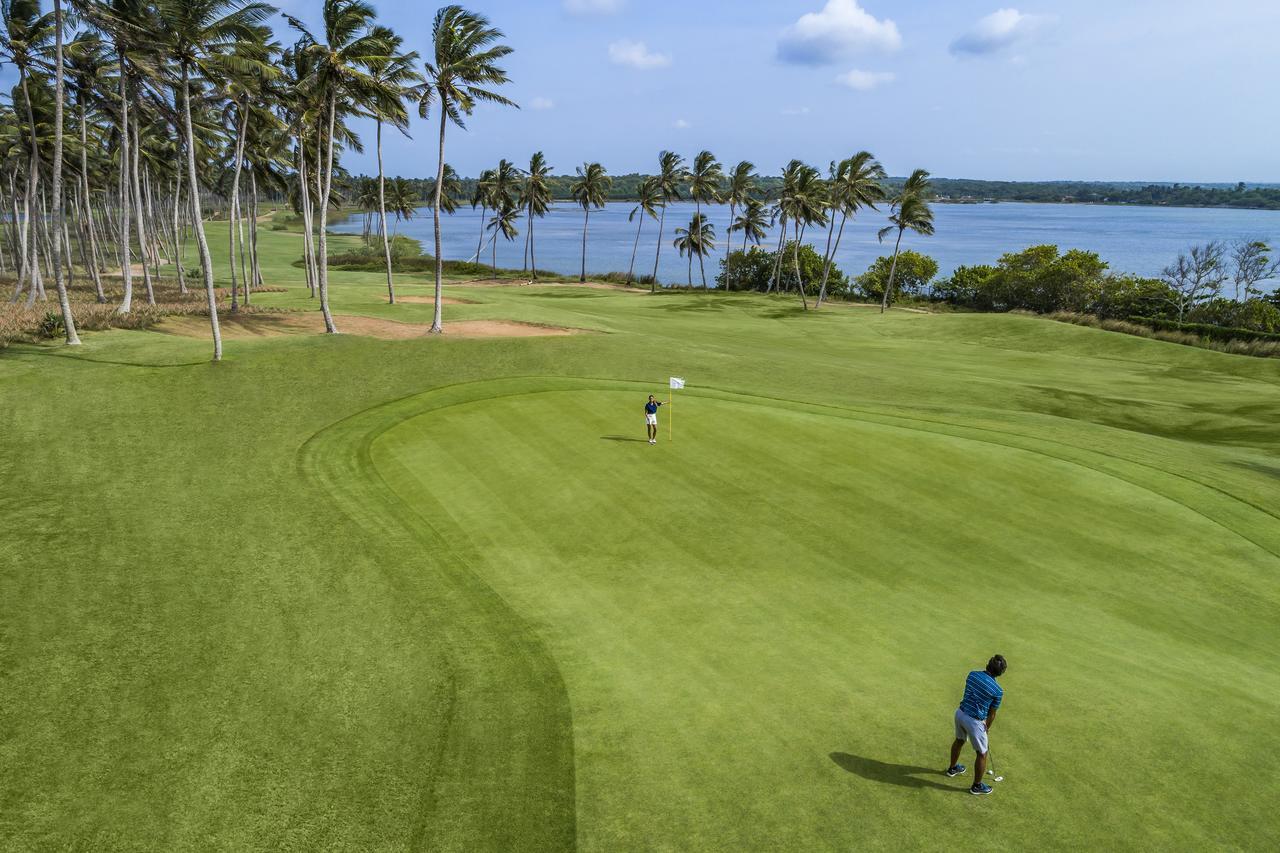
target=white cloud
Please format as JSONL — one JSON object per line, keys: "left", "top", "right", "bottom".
{"left": 781, "top": 106, "right": 812, "bottom": 116}
{"left": 835, "top": 69, "right": 896, "bottom": 91}
{"left": 608, "top": 39, "right": 672, "bottom": 70}
{"left": 950, "top": 9, "right": 1054, "bottom": 56}
{"left": 673, "top": 118, "right": 691, "bottom": 129}
{"left": 530, "top": 97, "right": 555, "bottom": 110}
{"left": 564, "top": 0, "right": 624, "bottom": 14}
{"left": 778, "top": 0, "right": 901, "bottom": 65}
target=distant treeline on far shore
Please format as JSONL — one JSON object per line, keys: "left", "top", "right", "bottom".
{"left": 381, "top": 174, "right": 1280, "bottom": 212}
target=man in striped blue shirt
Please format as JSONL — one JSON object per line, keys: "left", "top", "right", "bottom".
{"left": 945, "top": 655, "right": 1007, "bottom": 795}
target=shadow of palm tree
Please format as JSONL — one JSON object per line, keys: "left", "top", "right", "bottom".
{"left": 829, "top": 753, "right": 960, "bottom": 792}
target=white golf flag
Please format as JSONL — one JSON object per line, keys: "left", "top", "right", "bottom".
{"left": 669, "top": 377, "right": 685, "bottom": 389}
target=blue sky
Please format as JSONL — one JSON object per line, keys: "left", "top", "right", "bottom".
{"left": 27, "top": 0, "right": 1280, "bottom": 182}
{"left": 283, "top": 0, "right": 1274, "bottom": 182}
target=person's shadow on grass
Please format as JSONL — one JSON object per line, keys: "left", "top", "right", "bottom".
{"left": 829, "top": 752, "right": 960, "bottom": 792}
{"left": 600, "top": 435, "right": 648, "bottom": 443}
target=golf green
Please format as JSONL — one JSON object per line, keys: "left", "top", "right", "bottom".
{"left": 3, "top": 222, "right": 1279, "bottom": 849}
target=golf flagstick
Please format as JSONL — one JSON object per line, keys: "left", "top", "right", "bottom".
{"left": 669, "top": 377, "right": 684, "bottom": 442}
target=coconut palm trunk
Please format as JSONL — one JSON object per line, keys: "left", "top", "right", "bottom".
{"left": 695, "top": 199, "right": 707, "bottom": 288}
{"left": 114, "top": 50, "right": 133, "bottom": 313}
{"left": 49, "top": 0, "right": 79, "bottom": 344}
{"left": 226, "top": 104, "right": 250, "bottom": 310}
{"left": 473, "top": 203, "right": 487, "bottom": 266}
{"left": 815, "top": 209, "right": 837, "bottom": 308}
{"left": 315, "top": 91, "right": 339, "bottom": 334}
{"left": 817, "top": 211, "right": 848, "bottom": 308}
{"left": 78, "top": 94, "right": 105, "bottom": 302}
{"left": 180, "top": 62, "right": 221, "bottom": 359}
{"left": 627, "top": 211, "right": 643, "bottom": 285}
{"left": 651, "top": 204, "right": 666, "bottom": 294}
{"left": 528, "top": 212, "right": 537, "bottom": 280}
{"left": 794, "top": 224, "right": 809, "bottom": 310}
{"left": 522, "top": 209, "right": 530, "bottom": 272}
{"left": 430, "top": 109, "right": 447, "bottom": 333}
{"left": 880, "top": 228, "right": 905, "bottom": 314}
{"left": 768, "top": 220, "right": 787, "bottom": 293}
{"left": 297, "top": 142, "right": 316, "bottom": 298}
{"left": 172, "top": 164, "right": 186, "bottom": 294}
{"left": 579, "top": 206, "right": 589, "bottom": 282}
{"left": 130, "top": 122, "right": 154, "bottom": 305}
{"left": 249, "top": 171, "right": 262, "bottom": 288}
{"left": 375, "top": 118, "right": 395, "bottom": 303}
{"left": 723, "top": 200, "right": 736, "bottom": 275}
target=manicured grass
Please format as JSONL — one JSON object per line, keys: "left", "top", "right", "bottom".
{"left": 2, "top": 221, "right": 1279, "bottom": 849}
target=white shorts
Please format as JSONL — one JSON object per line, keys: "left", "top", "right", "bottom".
{"left": 645, "top": 413, "right": 658, "bottom": 426}
{"left": 954, "top": 708, "right": 989, "bottom": 754}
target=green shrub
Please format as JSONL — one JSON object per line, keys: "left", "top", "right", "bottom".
{"left": 856, "top": 251, "right": 938, "bottom": 301}
{"left": 596, "top": 271, "right": 655, "bottom": 286}
{"left": 716, "top": 243, "right": 847, "bottom": 295}
{"left": 37, "top": 311, "right": 65, "bottom": 339}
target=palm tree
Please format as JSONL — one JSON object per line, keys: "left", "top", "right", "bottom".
{"left": 158, "top": 0, "right": 275, "bottom": 360}
{"left": 520, "top": 150, "right": 551, "bottom": 278}
{"left": 768, "top": 159, "right": 804, "bottom": 293}
{"left": 285, "top": 0, "right": 396, "bottom": 336}
{"left": 673, "top": 213, "right": 715, "bottom": 288}
{"left": 485, "top": 157, "right": 519, "bottom": 273}
{"left": 427, "top": 162, "right": 461, "bottom": 213}
{"left": 221, "top": 33, "right": 278, "bottom": 313}
{"left": 650, "top": 150, "right": 684, "bottom": 293}
{"left": 486, "top": 199, "right": 519, "bottom": 271}
{"left": 469, "top": 167, "right": 494, "bottom": 262}
{"left": 365, "top": 28, "right": 420, "bottom": 305}
{"left": 687, "top": 149, "right": 721, "bottom": 287}
{"left": 816, "top": 151, "right": 885, "bottom": 307}
{"left": 418, "top": 4, "right": 515, "bottom": 334}
{"left": 1, "top": 0, "right": 54, "bottom": 307}
{"left": 878, "top": 169, "right": 935, "bottom": 313}
{"left": 570, "top": 161, "right": 609, "bottom": 282}
{"left": 727, "top": 197, "right": 768, "bottom": 290}
{"left": 387, "top": 175, "right": 417, "bottom": 246}
{"left": 778, "top": 161, "right": 827, "bottom": 309}
{"left": 65, "top": 31, "right": 110, "bottom": 303}
{"left": 723, "top": 160, "right": 757, "bottom": 271}
{"left": 626, "top": 175, "right": 661, "bottom": 286}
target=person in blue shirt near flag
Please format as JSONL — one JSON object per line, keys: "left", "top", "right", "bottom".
{"left": 644, "top": 395, "right": 668, "bottom": 444}
{"left": 945, "top": 654, "right": 1007, "bottom": 795}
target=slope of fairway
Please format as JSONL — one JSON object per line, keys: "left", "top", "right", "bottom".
{"left": 331, "top": 378, "right": 1276, "bottom": 851}
{"left": 3, "top": 221, "right": 1280, "bottom": 849}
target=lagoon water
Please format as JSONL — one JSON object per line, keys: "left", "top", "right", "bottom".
{"left": 335, "top": 201, "right": 1280, "bottom": 288}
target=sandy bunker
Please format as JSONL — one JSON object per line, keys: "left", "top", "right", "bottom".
{"left": 155, "top": 312, "right": 584, "bottom": 340}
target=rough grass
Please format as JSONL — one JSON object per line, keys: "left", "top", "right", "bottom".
{"left": 2, "top": 221, "right": 1279, "bottom": 850}
{"left": 1045, "top": 310, "right": 1280, "bottom": 358}
{"left": 0, "top": 279, "right": 290, "bottom": 347}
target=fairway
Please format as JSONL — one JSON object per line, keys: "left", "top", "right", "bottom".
{"left": 4, "top": 222, "right": 1280, "bottom": 849}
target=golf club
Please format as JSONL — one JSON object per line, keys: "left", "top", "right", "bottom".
{"left": 987, "top": 753, "right": 1004, "bottom": 783}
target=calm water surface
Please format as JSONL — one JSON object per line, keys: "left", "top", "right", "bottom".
{"left": 336, "top": 201, "right": 1280, "bottom": 289}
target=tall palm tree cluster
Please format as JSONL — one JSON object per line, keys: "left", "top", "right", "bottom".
{"left": 0, "top": 0, "right": 516, "bottom": 357}
{"left": 614, "top": 148, "right": 933, "bottom": 310}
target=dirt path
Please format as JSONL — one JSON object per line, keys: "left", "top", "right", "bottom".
{"left": 154, "top": 311, "right": 585, "bottom": 340}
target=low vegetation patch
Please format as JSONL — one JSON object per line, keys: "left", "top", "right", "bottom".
{"left": 0, "top": 281, "right": 284, "bottom": 348}
{"left": 1045, "top": 311, "right": 1280, "bottom": 358}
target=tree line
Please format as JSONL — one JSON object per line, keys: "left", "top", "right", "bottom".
{"left": 0, "top": 0, "right": 520, "bottom": 359}
{"left": 366, "top": 150, "right": 937, "bottom": 312}
{"left": 915, "top": 238, "right": 1280, "bottom": 336}
{"left": 374, "top": 175, "right": 1280, "bottom": 212}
